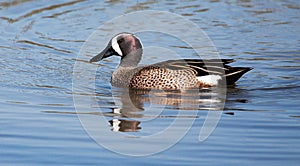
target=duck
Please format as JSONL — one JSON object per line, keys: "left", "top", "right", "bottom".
{"left": 89, "top": 32, "right": 252, "bottom": 90}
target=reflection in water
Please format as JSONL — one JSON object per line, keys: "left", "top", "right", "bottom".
{"left": 109, "top": 119, "right": 141, "bottom": 132}
{"left": 104, "top": 87, "right": 226, "bottom": 132}
{"left": 0, "top": 0, "right": 85, "bottom": 23}
{"left": 0, "top": 0, "right": 32, "bottom": 8}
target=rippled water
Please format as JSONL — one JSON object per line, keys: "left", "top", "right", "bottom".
{"left": 1, "top": 0, "right": 300, "bottom": 165}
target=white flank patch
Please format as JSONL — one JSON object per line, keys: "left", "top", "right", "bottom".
{"left": 196, "top": 75, "right": 222, "bottom": 86}
{"left": 111, "top": 36, "right": 123, "bottom": 56}
{"left": 111, "top": 119, "right": 121, "bottom": 132}
{"left": 113, "top": 108, "right": 121, "bottom": 114}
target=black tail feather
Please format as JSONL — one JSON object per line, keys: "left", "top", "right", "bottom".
{"left": 225, "top": 67, "right": 253, "bottom": 85}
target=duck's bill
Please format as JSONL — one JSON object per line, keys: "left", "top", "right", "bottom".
{"left": 89, "top": 45, "right": 115, "bottom": 63}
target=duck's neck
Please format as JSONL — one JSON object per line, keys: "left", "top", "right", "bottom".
{"left": 119, "top": 49, "right": 143, "bottom": 67}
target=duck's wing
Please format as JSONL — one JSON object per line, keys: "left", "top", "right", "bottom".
{"left": 152, "top": 59, "right": 252, "bottom": 85}
{"left": 152, "top": 59, "right": 234, "bottom": 75}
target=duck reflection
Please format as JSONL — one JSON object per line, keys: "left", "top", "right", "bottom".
{"left": 109, "top": 119, "right": 141, "bottom": 132}
{"left": 106, "top": 87, "right": 226, "bottom": 132}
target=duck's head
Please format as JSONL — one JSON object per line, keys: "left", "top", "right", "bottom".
{"left": 90, "top": 33, "right": 143, "bottom": 67}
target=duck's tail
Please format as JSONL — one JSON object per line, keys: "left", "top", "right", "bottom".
{"left": 225, "top": 67, "right": 253, "bottom": 85}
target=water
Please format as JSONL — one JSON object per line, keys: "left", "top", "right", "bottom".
{"left": 1, "top": 0, "right": 300, "bottom": 165}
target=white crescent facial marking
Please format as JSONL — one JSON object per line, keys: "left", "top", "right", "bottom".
{"left": 197, "top": 75, "right": 222, "bottom": 86}
{"left": 111, "top": 36, "right": 123, "bottom": 56}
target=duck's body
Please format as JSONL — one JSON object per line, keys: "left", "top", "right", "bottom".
{"left": 90, "top": 33, "right": 252, "bottom": 90}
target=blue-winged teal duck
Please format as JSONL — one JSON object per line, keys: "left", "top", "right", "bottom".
{"left": 90, "top": 33, "right": 252, "bottom": 90}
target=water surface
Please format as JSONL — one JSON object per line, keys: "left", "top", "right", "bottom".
{"left": 0, "top": 0, "right": 300, "bottom": 165}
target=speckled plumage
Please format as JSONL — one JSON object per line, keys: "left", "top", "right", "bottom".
{"left": 129, "top": 66, "right": 198, "bottom": 89}
{"left": 90, "top": 33, "right": 252, "bottom": 90}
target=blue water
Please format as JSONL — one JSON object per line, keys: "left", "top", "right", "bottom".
{"left": 1, "top": 0, "right": 300, "bottom": 165}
